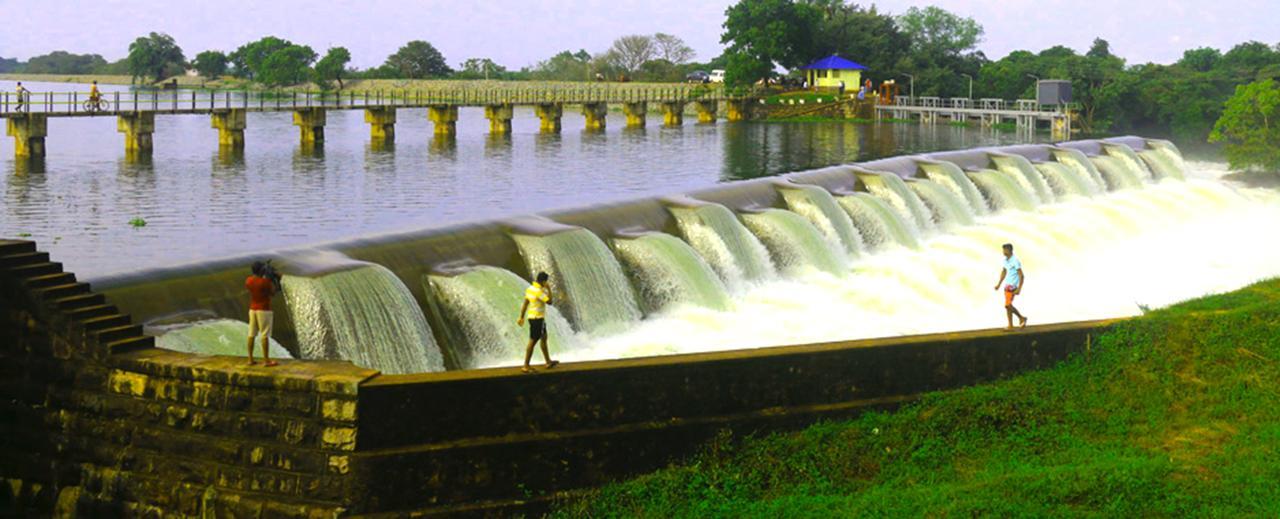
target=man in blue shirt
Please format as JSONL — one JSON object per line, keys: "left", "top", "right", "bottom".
{"left": 993, "top": 243, "right": 1027, "bottom": 330}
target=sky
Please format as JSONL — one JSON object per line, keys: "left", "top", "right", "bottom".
{"left": 1, "top": 0, "right": 1277, "bottom": 70}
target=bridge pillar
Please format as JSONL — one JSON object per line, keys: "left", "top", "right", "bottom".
{"left": 661, "top": 102, "right": 685, "bottom": 127}
{"left": 535, "top": 103, "right": 563, "bottom": 133}
{"left": 117, "top": 112, "right": 155, "bottom": 155}
{"left": 582, "top": 103, "right": 608, "bottom": 131}
{"left": 364, "top": 107, "right": 397, "bottom": 142}
{"left": 695, "top": 100, "right": 718, "bottom": 124}
{"left": 6, "top": 114, "right": 47, "bottom": 158}
{"left": 293, "top": 108, "right": 326, "bottom": 145}
{"left": 428, "top": 105, "right": 458, "bottom": 136}
{"left": 484, "top": 104, "right": 514, "bottom": 135}
{"left": 210, "top": 109, "right": 246, "bottom": 149}
{"left": 622, "top": 102, "right": 647, "bottom": 128}
{"left": 726, "top": 100, "right": 752, "bottom": 122}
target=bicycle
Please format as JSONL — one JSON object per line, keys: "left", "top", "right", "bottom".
{"left": 83, "top": 96, "right": 111, "bottom": 113}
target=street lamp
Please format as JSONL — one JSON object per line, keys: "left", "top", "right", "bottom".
{"left": 961, "top": 73, "right": 973, "bottom": 100}
{"left": 903, "top": 73, "right": 914, "bottom": 104}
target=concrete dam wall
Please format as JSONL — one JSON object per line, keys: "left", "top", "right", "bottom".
{"left": 0, "top": 242, "right": 1113, "bottom": 515}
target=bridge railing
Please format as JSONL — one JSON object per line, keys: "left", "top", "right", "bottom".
{"left": 889, "top": 96, "right": 1057, "bottom": 112}
{"left": 0, "top": 85, "right": 746, "bottom": 116}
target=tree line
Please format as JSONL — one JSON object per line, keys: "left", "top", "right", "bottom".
{"left": 0, "top": 32, "right": 709, "bottom": 89}
{"left": 720, "top": 0, "right": 1280, "bottom": 144}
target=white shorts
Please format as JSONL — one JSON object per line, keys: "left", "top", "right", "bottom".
{"left": 248, "top": 310, "right": 273, "bottom": 338}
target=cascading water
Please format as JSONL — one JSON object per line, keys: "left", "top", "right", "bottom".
{"left": 427, "top": 266, "right": 577, "bottom": 369}
{"left": 857, "top": 172, "right": 934, "bottom": 231}
{"left": 1036, "top": 161, "right": 1097, "bottom": 197}
{"left": 669, "top": 203, "right": 775, "bottom": 291}
{"left": 741, "top": 209, "right": 848, "bottom": 275}
{"left": 779, "top": 184, "right": 865, "bottom": 258}
{"left": 1103, "top": 143, "right": 1155, "bottom": 181}
{"left": 908, "top": 178, "right": 976, "bottom": 227}
{"left": 565, "top": 177, "right": 1280, "bottom": 363}
{"left": 1052, "top": 148, "right": 1108, "bottom": 191}
{"left": 919, "top": 161, "right": 990, "bottom": 215}
{"left": 613, "top": 233, "right": 731, "bottom": 313}
{"left": 836, "top": 193, "right": 921, "bottom": 250}
{"left": 513, "top": 228, "right": 642, "bottom": 333}
{"left": 1138, "top": 149, "right": 1186, "bottom": 181}
{"left": 1148, "top": 140, "right": 1189, "bottom": 179}
{"left": 991, "top": 154, "right": 1056, "bottom": 204}
{"left": 152, "top": 319, "right": 293, "bottom": 359}
{"left": 284, "top": 264, "right": 444, "bottom": 374}
{"left": 967, "top": 170, "right": 1038, "bottom": 211}
{"left": 1091, "top": 155, "right": 1144, "bottom": 190}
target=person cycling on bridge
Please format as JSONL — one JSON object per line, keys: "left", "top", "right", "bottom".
{"left": 89, "top": 81, "right": 101, "bottom": 103}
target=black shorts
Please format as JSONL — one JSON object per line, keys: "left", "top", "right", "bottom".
{"left": 528, "top": 318, "right": 546, "bottom": 341}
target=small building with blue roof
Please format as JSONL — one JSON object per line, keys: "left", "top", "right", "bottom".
{"left": 802, "top": 54, "right": 868, "bottom": 90}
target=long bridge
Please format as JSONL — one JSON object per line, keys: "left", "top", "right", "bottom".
{"left": 1, "top": 86, "right": 757, "bottom": 158}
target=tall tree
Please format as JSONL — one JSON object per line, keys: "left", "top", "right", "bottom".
{"left": 384, "top": 40, "right": 451, "bottom": 79}
{"left": 653, "top": 33, "right": 695, "bottom": 64}
{"left": 894, "top": 6, "right": 986, "bottom": 97}
{"left": 1178, "top": 47, "right": 1222, "bottom": 73}
{"left": 255, "top": 44, "right": 317, "bottom": 86}
{"left": 191, "top": 50, "right": 228, "bottom": 80}
{"left": 607, "top": 35, "right": 657, "bottom": 73}
{"left": 229, "top": 37, "right": 292, "bottom": 79}
{"left": 897, "top": 6, "right": 984, "bottom": 58}
{"left": 313, "top": 47, "right": 351, "bottom": 88}
{"left": 1209, "top": 79, "right": 1280, "bottom": 171}
{"left": 721, "top": 0, "right": 820, "bottom": 86}
{"left": 126, "top": 32, "right": 185, "bottom": 83}
{"left": 805, "top": 2, "right": 908, "bottom": 80}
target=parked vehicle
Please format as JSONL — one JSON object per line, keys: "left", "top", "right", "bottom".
{"left": 685, "top": 70, "right": 710, "bottom": 83}
{"left": 709, "top": 70, "right": 726, "bottom": 83}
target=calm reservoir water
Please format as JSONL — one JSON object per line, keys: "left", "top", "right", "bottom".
{"left": 1, "top": 80, "right": 1042, "bottom": 278}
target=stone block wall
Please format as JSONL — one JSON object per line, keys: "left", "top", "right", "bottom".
{"left": 0, "top": 240, "right": 376, "bottom": 517}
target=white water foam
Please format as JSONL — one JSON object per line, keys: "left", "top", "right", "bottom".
{"left": 547, "top": 178, "right": 1280, "bottom": 363}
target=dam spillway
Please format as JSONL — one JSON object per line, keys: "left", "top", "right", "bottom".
{"left": 85, "top": 136, "right": 1280, "bottom": 372}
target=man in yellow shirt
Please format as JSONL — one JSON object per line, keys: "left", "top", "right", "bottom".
{"left": 517, "top": 272, "right": 559, "bottom": 373}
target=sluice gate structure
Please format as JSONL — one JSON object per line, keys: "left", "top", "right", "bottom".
{"left": 1, "top": 136, "right": 1193, "bottom": 515}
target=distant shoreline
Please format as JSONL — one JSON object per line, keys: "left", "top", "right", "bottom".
{"left": 0, "top": 74, "right": 706, "bottom": 94}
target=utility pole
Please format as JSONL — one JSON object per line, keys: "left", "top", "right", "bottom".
{"left": 961, "top": 73, "right": 973, "bottom": 100}
{"left": 903, "top": 73, "right": 914, "bottom": 104}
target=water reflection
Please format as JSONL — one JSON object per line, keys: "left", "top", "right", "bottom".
{"left": 429, "top": 134, "right": 456, "bottom": 158}
{"left": 214, "top": 146, "right": 245, "bottom": 169}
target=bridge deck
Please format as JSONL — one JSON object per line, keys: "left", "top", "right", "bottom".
{"left": 0, "top": 88, "right": 744, "bottom": 118}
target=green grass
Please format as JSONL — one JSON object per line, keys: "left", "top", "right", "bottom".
{"left": 764, "top": 92, "right": 842, "bottom": 106}
{"left": 992, "top": 122, "right": 1019, "bottom": 131}
{"left": 555, "top": 279, "right": 1280, "bottom": 517}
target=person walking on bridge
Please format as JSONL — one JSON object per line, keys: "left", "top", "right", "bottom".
{"left": 245, "top": 261, "right": 279, "bottom": 366}
{"left": 517, "top": 272, "right": 560, "bottom": 373}
{"left": 994, "top": 243, "right": 1027, "bottom": 330}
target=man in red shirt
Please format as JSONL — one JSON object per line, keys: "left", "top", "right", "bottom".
{"left": 246, "top": 261, "right": 278, "bottom": 366}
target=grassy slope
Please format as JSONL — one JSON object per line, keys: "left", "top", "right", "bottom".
{"left": 558, "top": 279, "right": 1280, "bottom": 517}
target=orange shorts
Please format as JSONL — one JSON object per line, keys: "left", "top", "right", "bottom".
{"left": 1004, "top": 285, "right": 1017, "bottom": 306}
